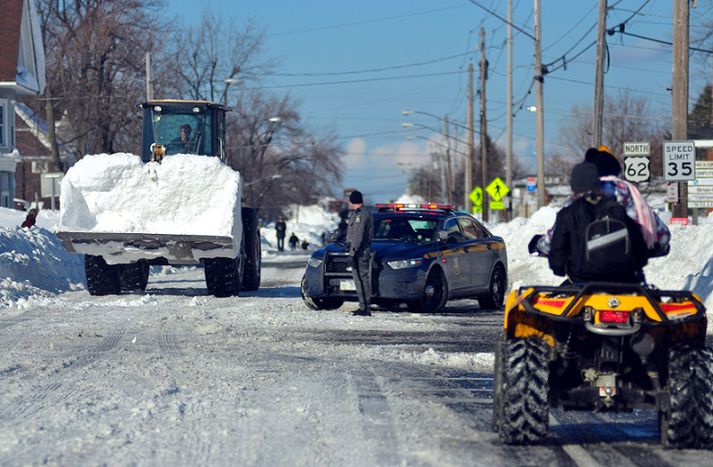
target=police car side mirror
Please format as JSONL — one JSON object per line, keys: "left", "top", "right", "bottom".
{"left": 437, "top": 231, "right": 449, "bottom": 243}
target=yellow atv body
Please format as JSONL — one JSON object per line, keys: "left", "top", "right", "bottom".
{"left": 492, "top": 281, "right": 712, "bottom": 449}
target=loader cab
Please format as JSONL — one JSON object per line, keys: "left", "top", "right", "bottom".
{"left": 140, "top": 100, "right": 227, "bottom": 162}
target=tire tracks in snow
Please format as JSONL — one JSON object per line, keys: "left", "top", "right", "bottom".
{"left": 0, "top": 319, "right": 130, "bottom": 422}
{"left": 351, "top": 370, "right": 401, "bottom": 466}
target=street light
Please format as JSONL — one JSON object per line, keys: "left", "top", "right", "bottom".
{"left": 221, "top": 77, "right": 242, "bottom": 106}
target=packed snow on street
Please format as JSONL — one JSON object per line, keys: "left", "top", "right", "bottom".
{"left": 1, "top": 156, "right": 713, "bottom": 465}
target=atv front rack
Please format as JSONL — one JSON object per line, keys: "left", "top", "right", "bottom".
{"left": 517, "top": 282, "right": 706, "bottom": 324}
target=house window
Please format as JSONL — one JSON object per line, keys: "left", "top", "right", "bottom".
{"left": 0, "top": 101, "right": 5, "bottom": 147}
{"left": 0, "top": 172, "right": 10, "bottom": 208}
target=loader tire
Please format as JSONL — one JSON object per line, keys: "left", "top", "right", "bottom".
{"left": 85, "top": 255, "right": 120, "bottom": 296}
{"left": 204, "top": 257, "right": 241, "bottom": 297}
{"left": 660, "top": 345, "right": 713, "bottom": 449}
{"left": 497, "top": 338, "right": 550, "bottom": 445}
{"left": 240, "top": 208, "right": 261, "bottom": 292}
{"left": 118, "top": 261, "right": 150, "bottom": 293}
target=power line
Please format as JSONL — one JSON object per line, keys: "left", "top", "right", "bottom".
{"left": 466, "top": 0, "right": 536, "bottom": 40}
{"left": 267, "top": 4, "right": 469, "bottom": 37}
{"left": 269, "top": 52, "right": 472, "bottom": 77}
{"left": 609, "top": 28, "right": 713, "bottom": 55}
{"left": 542, "top": 3, "right": 598, "bottom": 53}
{"left": 245, "top": 70, "right": 466, "bottom": 91}
{"left": 547, "top": 75, "right": 669, "bottom": 97}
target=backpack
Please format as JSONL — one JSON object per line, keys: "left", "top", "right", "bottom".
{"left": 580, "top": 198, "right": 635, "bottom": 277}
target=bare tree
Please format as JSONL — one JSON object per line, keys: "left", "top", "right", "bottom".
{"left": 161, "top": 10, "right": 273, "bottom": 104}
{"left": 227, "top": 91, "right": 342, "bottom": 211}
{"left": 33, "top": 0, "right": 166, "bottom": 158}
{"left": 558, "top": 90, "right": 666, "bottom": 175}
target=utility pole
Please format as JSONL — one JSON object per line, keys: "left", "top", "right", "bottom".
{"left": 480, "top": 27, "right": 489, "bottom": 222}
{"left": 672, "top": 0, "right": 689, "bottom": 219}
{"left": 466, "top": 63, "right": 475, "bottom": 213}
{"left": 506, "top": 0, "right": 514, "bottom": 220}
{"left": 534, "top": 0, "right": 546, "bottom": 208}
{"left": 445, "top": 115, "right": 454, "bottom": 206}
{"left": 592, "top": 0, "right": 607, "bottom": 147}
{"left": 145, "top": 52, "right": 153, "bottom": 101}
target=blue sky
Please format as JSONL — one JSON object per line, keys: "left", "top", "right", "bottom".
{"left": 168, "top": 0, "right": 711, "bottom": 202}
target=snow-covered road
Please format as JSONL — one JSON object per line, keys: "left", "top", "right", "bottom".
{"left": 0, "top": 257, "right": 711, "bottom": 466}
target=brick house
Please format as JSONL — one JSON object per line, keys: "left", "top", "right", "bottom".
{"left": 0, "top": 0, "right": 45, "bottom": 208}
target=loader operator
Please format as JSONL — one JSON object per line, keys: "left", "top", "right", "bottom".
{"left": 173, "top": 124, "right": 192, "bottom": 153}
{"left": 549, "top": 162, "right": 648, "bottom": 285}
{"left": 346, "top": 190, "right": 373, "bottom": 316}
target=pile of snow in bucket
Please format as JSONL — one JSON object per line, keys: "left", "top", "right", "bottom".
{"left": 59, "top": 153, "right": 242, "bottom": 239}
{"left": 0, "top": 209, "right": 84, "bottom": 308}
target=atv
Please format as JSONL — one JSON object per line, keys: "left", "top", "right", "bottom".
{"left": 492, "top": 236, "right": 712, "bottom": 449}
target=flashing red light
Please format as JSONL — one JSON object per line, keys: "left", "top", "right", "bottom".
{"left": 375, "top": 203, "right": 454, "bottom": 211}
{"left": 599, "top": 310, "right": 629, "bottom": 324}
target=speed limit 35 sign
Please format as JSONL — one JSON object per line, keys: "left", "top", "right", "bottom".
{"left": 663, "top": 141, "right": 696, "bottom": 181}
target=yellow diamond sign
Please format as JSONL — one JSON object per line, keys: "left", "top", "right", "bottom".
{"left": 486, "top": 177, "right": 510, "bottom": 202}
{"left": 469, "top": 186, "right": 483, "bottom": 206}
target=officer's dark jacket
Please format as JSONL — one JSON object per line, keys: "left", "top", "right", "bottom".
{"left": 549, "top": 195, "right": 648, "bottom": 283}
{"left": 275, "top": 221, "right": 287, "bottom": 237}
{"left": 346, "top": 207, "right": 373, "bottom": 256}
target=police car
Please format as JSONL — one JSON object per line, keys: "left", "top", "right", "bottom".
{"left": 301, "top": 203, "right": 508, "bottom": 312}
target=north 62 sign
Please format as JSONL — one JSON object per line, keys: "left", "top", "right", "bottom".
{"left": 624, "top": 156, "right": 650, "bottom": 183}
{"left": 663, "top": 141, "right": 696, "bottom": 182}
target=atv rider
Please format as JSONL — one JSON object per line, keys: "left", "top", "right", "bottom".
{"left": 538, "top": 147, "right": 670, "bottom": 258}
{"left": 549, "top": 162, "right": 649, "bottom": 284}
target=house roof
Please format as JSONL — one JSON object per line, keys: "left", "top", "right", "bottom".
{"left": 0, "top": 0, "right": 24, "bottom": 83}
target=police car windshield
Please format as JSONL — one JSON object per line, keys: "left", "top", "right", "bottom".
{"left": 374, "top": 216, "right": 439, "bottom": 243}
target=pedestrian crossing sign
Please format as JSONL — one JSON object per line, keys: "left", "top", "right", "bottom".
{"left": 486, "top": 177, "right": 510, "bottom": 202}
{"left": 469, "top": 186, "right": 483, "bottom": 206}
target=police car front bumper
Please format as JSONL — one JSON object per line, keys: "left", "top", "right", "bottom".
{"left": 303, "top": 251, "right": 427, "bottom": 301}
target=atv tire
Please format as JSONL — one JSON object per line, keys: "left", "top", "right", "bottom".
{"left": 496, "top": 338, "right": 550, "bottom": 444}
{"left": 85, "top": 255, "right": 120, "bottom": 296}
{"left": 660, "top": 345, "right": 713, "bottom": 449}
{"left": 478, "top": 264, "right": 506, "bottom": 310}
{"left": 492, "top": 333, "right": 506, "bottom": 431}
{"left": 118, "top": 261, "right": 150, "bottom": 293}
{"left": 300, "top": 277, "right": 344, "bottom": 310}
{"left": 241, "top": 207, "right": 261, "bottom": 292}
{"left": 204, "top": 256, "right": 242, "bottom": 297}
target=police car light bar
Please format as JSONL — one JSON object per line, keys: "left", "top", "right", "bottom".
{"left": 375, "top": 203, "right": 454, "bottom": 211}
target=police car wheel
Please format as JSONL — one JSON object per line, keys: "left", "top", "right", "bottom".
{"left": 411, "top": 269, "right": 448, "bottom": 313}
{"left": 479, "top": 265, "right": 506, "bottom": 310}
{"left": 301, "top": 276, "right": 344, "bottom": 310}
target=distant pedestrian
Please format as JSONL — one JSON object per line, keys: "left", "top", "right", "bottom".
{"left": 289, "top": 233, "right": 299, "bottom": 251}
{"left": 346, "top": 190, "right": 373, "bottom": 316}
{"left": 301, "top": 239, "right": 309, "bottom": 250}
{"left": 21, "top": 208, "right": 38, "bottom": 229}
{"left": 275, "top": 216, "right": 287, "bottom": 251}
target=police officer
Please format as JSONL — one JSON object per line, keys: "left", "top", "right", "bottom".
{"left": 346, "top": 190, "right": 373, "bottom": 316}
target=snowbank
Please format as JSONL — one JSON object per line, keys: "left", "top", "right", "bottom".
{"left": 492, "top": 207, "right": 713, "bottom": 313}
{"left": 263, "top": 204, "right": 339, "bottom": 254}
{"left": 0, "top": 223, "right": 84, "bottom": 309}
{"left": 58, "top": 153, "right": 242, "bottom": 239}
